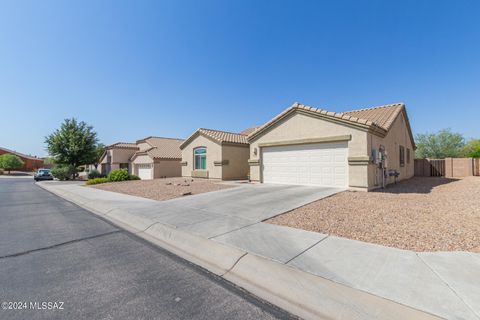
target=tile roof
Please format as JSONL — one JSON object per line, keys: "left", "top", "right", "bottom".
{"left": 239, "top": 126, "right": 261, "bottom": 136}
{"left": 198, "top": 128, "right": 249, "bottom": 144}
{"left": 248, "top": 102, "right": 412, "bottom": 146}
{"left": 180, "top": 128, "right": 249, "bottom": 149}
{"left": 340, "top": 103, "right": 404, "bottom": 132}
{"left": 132, "top": 137, "right": 183, "bottom": 160}
{"left": 108, "top": 142, "right": 139, "bottom": 149}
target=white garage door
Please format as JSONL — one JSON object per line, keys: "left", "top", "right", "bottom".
{"left": 262, "top": 142, "right": 348, "bottom": 187}
{"left": 137, "top": 164, "right": 153, "bottom": 180}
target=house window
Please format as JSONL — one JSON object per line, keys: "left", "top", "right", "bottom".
{"left": 406, "top": 148, "right": 411, "bottom": 164}
{"left": 194, "top": 147, "right": 207, "bottom": 170}
{"left": 399, "top": 145, "right": 405, "bottom": 167}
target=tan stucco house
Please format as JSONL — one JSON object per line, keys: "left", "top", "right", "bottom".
{"left": 180, "top": 128, "right": 252, "bottom": 180}
{"left": 130, "top": 136, "right": 183, "bottom": 180}
{"left": 99, "top": 136, "right": 183, "bottom": 180}
{"left": 99, "top": 142, "right": 139, "bottom": 175}
{"left": 248, "top": 102, "right": 415, "bottom": 191}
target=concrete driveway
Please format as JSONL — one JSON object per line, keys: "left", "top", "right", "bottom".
{"left": 131, "top": 183, "right": 344, "bottom": 238}
{"left": 48, "top": 182, "right": 342, "bottom": 239}
{"left": 166, "top": 183, "right": 343, "bottom": 220}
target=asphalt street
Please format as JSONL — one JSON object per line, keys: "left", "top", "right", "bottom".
{"left": 0, "top": 178, "right": 296, "bottom": 320}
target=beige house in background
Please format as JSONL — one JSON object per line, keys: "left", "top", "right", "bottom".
{"left": 130, "top": 136, "right": 183, "bottom": 180}
{"left": 99, "top": 136, "right": 183, "bottom": 180}
{"left": 248, "top": 102, "right": 415, "bottom": 191}
{"left": 99, "top": 142, "right": 139, "bottom": 175}
{"left": 180, "top": 128, "right": 254, "bottom": 180}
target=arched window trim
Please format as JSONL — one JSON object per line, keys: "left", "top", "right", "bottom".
{"left": 194, "top": 147, "right": 207, "bottom": 170}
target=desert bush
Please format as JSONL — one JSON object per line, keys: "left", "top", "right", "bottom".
{"left": 86, "top": 177, "right": 109, "bottom": 185}
{"left": 88, "top": 169, "right": 103, "bottom": 179}
{"left": 51, "top": 165, "right": 76, "bottom": 181}
{"left": 107, "top": 168, "right": 129, "bottom": 182}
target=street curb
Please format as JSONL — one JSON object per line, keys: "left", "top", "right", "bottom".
{"left": 36, "top": 182, "right": 442, "bottom": 320}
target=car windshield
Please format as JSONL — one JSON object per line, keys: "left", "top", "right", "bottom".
{"left": 39, "top": 170, "right": 50, "bottom": 175}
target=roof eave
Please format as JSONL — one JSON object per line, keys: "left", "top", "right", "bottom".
{"left": 248, "top": 106, "right": 378, "bottom": 142}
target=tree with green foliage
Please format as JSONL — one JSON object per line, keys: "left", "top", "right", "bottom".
{"left": 0, "top": 154, "right": 25, "bottom": 174}
{"left": 43, "top": 157, "right": 56, "bottom": 167}
{"left": 415, "top": 129, "right": 465, "bottom": 159}
{"left": 93, "top": 143, "right": 106, "bottom": 169}
{"left": 45, "top": 118, "right": 98, "bottom": 179}
{"left": 462, "top": 139, "right": 480, "bottom": 158}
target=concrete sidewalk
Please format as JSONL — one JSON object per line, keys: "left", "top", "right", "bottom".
{"left": 37, "top": 181, "right": 480, "bottom": 320}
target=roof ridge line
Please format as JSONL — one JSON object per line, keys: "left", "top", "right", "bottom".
{"left": 199, "top": 128, "right": 245, "bottom": 136}
{"left": 341, "top": 102, "right": 405, "bottom": 114}
{"left": 139, "top": 136, "right": 184, "bottom": 141}
{"left": 111, "top": 141, "right": 136, "bottom": 145}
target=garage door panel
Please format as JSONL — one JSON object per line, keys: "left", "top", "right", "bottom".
{"left": 262, "top": 142, "right": 348, "bottom": 187}
{"left": 136, "top": 164, "right": 153, "bottom": 180}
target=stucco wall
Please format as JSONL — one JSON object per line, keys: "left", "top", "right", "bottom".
{"left": 132, "top": 154, "right": 153, "bottom": 164}
{"left": 248, "top": 112, "right": 369, "bottom": 188}
{"left": 111, "top": 148, "right": 136, "bottom": 164}
{"left": 221, "top": 145, "right": 250, "bottom": 180}
{"left": 368, "top": 112, "right": 415, "bottom": 188}
{"left": 181, "top": 135, "right": 223, "bottom": 179}
{"left": 154, "top": 159, "right": 182, "bottom": 178}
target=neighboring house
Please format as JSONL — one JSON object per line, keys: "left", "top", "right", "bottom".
{"left": 130, "top": 136, "right": 183, "bottom": 180}
{"left": 0, "top": 147, "right": 44, "bottom": 171}
{"left": 180, "top": 128, "right": 254, "bottom": 180}
{"left": 99, "top": 142, "right": 139, "bottom": 175}
{"left": 98, "top": 136, "right": 183, "bottom": 180}
{"left": 248, "top": 102, "right": 415, "bottom": 191}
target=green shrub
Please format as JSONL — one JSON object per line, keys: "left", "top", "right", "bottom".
{"left": 129, "top": 174, "right": 141, "bottom": 180}
{"left": 107, "top": 168, "right": 129, "bottom": 182}
{"left": 88, "top": 169, "right": 103, "bottom": 179}
{"left": 86, "top": 177, "right": 109, "bottom": 185}
{"left": 51, "top": 165, "right": 76, "bottom": 181}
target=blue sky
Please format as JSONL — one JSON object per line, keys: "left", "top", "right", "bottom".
{"left": 0, "top": 0, "right": 479, "bottom": 157}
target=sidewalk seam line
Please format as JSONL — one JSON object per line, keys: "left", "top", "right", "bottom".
{"left": 416, "top": 253, "right": 480, "bottom": 319}
{"left": 208, "top": 222, "right": 260, "bottom": 239}
{"left": 284, "top": 235, "right": 330, "bottom": 265}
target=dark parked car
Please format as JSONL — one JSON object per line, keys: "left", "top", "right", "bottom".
{"left": 34, "top": 169, "right": 54, "bottom": 181}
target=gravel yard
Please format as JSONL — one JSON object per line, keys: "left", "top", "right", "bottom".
{"left": 268, "top": 177, "right": 480, "bottom": 252}
{"left": 90, "top": 177, "right": 233, "bottom": 201}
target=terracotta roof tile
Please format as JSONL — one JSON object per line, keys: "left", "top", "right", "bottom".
{"left": 340, "top": 103, "right": 404, "bottom": 131}
{"left": 136, "top": 137, "right": 183, "bottom": 159}
{"left": 108, "top": 142, "right": 139, "bottom": 149}
{"left": 248, "top": 102, "right": 409, "bottom": 141}
{"left": 239, "top": 126, "right": 261, "bottom": 136}
{"left": 198, "top": 128, "right": 249, "bottom": 145}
